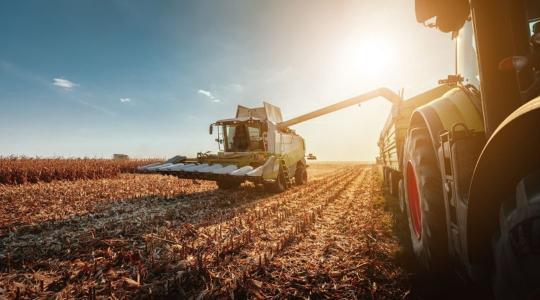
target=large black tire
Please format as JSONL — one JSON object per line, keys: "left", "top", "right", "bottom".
{"left": 217, "top": 179, "right": 241, "bottom": 190}
{"left": 493, "top": 169, "right": 540, "bottom": 299}
{"left": 264, "top": 167, "right": 287, "bottom": 193}
{"left": 403, "top": 127, "right": 450, "bottom": 274}
{"left": 295, "top": 163, "right": 307, "bottom": 185}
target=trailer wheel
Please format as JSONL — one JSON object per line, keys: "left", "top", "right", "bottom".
{"left": 295, "top": 163, "right": 307, "bottom": 185}
{"left": 264, "top": 168, "right": 287, "bottom": 193}
{"left": 404, "top": 127, "right": 449, "bottom": 274}
{"left": 383, "top": 168, "right": 390, "bottom": 193}
{"left": 217, "top": 179, "right": 241, "bottom": 190}
{"left": 398, "top": 179, "right": 405, "bottom": 214}
{"left": 387, "top": 170, "right": 394, "bottom": 195}
{"left": 389, "top": 170, "right": 400, "bottom": 196}
{"left": 493, "top": 170, "right": 540, "bottom": 299}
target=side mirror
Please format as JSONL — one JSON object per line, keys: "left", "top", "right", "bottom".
{"left": 209, "top": 124, "right": 213, "bottom": 135}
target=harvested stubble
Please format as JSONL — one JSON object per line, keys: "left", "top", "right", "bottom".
{"left": 0, "top": 174, "right": 215, "bottom": 235}
{"left": 0, "top": 157, "right": 160, "bottom": 185}
{"left": 307, "top": 161, "right": 368, "bottom": 180}
{"left": 0, "top": 164, "right": 409, "bottom": 298}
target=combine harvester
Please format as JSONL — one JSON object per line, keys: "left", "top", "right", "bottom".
{"left": 139, "top": 88, "right": 401, "bottom": 192}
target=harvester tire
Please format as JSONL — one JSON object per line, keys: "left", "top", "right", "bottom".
{"left": 217, "top": 179, "right": 241, "bottom": 190}
{"left": 403, "top": 127, "right": 450, "bottom": 276}
{"left": 493, "top": 169, "right": 540, "bottom": 299}
{"left": 295, "top": 163, "right": 307, "bottom": 185}
{"left": 265, "top": 168, "right": 287, "bottom": 193}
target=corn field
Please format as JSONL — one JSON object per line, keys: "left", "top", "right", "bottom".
{"left": 0, "top": 157, "right": 161, "bottom": 185}
{"left": 0, "top": 164, "right": 412, "bottom": 299}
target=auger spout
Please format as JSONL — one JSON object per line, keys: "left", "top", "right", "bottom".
{"left": 278, "top": 87, "right": 401, "bottom": 129}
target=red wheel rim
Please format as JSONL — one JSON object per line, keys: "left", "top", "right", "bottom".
{"left": 407, "top": 161, "right": 422, "bottom": 239}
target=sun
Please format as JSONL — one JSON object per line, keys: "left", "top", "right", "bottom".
{"left": 341, "top": 36, "right": 396, "bottom": 77}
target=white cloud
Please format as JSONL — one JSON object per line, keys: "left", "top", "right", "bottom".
{"left": 197, "top": 89, "right": 212, "bottom": 97}
{"left": 120, "top": 98, "right": 131, "bottom": 103}
{"left": 198, "top": 89, "right": 220, "bottom": 103}
{"left": 53, "top": 77, "right": 78, "bottom": 90}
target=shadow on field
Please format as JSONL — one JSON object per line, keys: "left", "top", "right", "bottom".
{"left": 1, "top": 183, "right": 274, "bottom": 270}
{"left": 2, "top": 182, "right": 271, "bottom": 233}
{"left": 381, "top": 190, "right": 493, "bottom": 300}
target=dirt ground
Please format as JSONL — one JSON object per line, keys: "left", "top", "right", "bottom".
{"left": 0, "top": 163, "right": 426, "bottom": 298}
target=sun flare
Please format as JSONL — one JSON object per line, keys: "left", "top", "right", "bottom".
{"left": 341, "top": 37, "right": 396, "bottom": 77}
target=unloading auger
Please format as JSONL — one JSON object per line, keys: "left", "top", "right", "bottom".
{"left": 138, "top": 88, "right": 401, "bottom": 192}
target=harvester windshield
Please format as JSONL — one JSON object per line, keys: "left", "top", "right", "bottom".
{"left": 218, "top": 121, "right": 266, "bottom": 152}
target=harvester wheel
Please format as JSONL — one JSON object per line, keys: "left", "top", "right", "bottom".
{"left": 295, "top": 163, "right": 307, "bottom": 185}
{"left": 264, "top": 168, "right": 287, "bottom": 193}
{"left": 217, "top": 179, "right": 241, "bottom": 190}
{"left": 404, "top": 127, "right": 449, "bottom": 275}
{"left": 493, "top": 169, "right": 540, "bottom": 299}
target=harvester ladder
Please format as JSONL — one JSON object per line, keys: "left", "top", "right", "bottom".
{"left": 279, "top": 158, "right": 291, "bottom": 188}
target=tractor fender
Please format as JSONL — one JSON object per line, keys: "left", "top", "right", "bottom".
{"left": 406, "top": 86, "right": 484, "bottom": 275}
{"left": 467, "top": 96, "right": 540, "bottom": 263}
{"left": 409, "top": 86, "right": 484, "bottom": 157}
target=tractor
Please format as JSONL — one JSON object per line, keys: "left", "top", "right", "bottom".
{"left": 379, "top": 0, "right": 540, "bottom": 297}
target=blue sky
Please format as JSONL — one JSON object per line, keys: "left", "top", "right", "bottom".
{"left": 0, "top": 0, "right": 453, "bottom": 160}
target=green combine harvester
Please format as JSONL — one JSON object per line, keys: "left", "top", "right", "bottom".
{"left": 139, "top": 89, "right": 401, "bottom": 192}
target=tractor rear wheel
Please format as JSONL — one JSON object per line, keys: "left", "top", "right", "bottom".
{"left": 403, "top": 127, "right": 450, "bottom": 275}
{"left": 295, "top": 163, "right": 307, "bottom": 185}
{"left": 492, "top": 169, "right": 540, "bottom": 299}
{"left": 217, "top": 179, "right": 241, "bottom": 190}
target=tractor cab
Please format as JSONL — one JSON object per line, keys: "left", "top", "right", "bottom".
{"left": 417, "top": 0, "right": 540, "bottom": 134}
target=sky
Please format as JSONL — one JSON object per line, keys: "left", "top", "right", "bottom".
{"left": 0, "top": 0, "right": 454, "bottom": 161}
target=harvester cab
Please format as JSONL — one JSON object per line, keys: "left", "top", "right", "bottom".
{"left": 139, "top": 88, "right": 401, "bottom": 192}
{"left": 210, "top": 102, "right": 285, "bottom": 154}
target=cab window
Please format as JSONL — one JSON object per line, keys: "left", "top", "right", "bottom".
{"left": 456, "top": 20, "right": 480, "bottom": 90}
{"left": 247, "top": 124, "right": 264, "bottom": 151}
